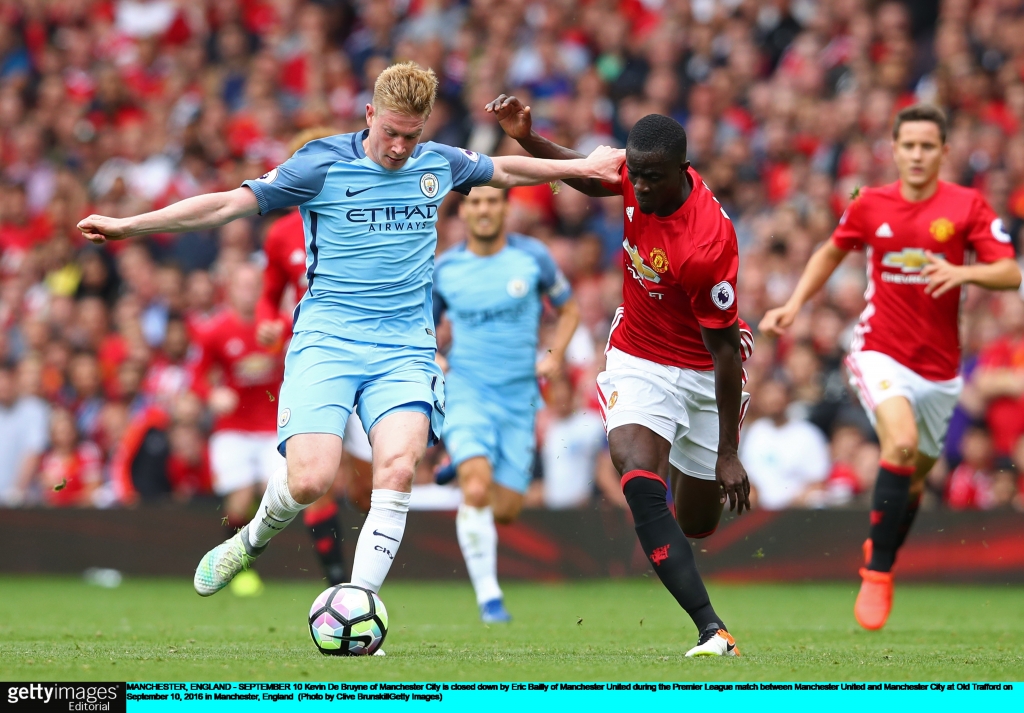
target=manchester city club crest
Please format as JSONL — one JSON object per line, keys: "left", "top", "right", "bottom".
{"left": 420, "top": 173, "right": 439, "bottom": 198}
{"left": 278, "top": 408, "right": 291, "bottom": 428}
{"left": 507, "top": 278, "right": 528, "bottom": 298}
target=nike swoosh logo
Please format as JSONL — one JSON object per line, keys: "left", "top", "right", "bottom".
{"left": 346, "top": 186, "right": 374, "bottom": 197}
{"left": 373, "top": 529, "right": 399, "bottom": 542}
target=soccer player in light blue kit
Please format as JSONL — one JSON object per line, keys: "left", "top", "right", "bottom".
{"left": 77, "top": 63, "right": 624, "bottom": 607}
{"left": 434, "top": 185, "right": 579, "bottom": 622}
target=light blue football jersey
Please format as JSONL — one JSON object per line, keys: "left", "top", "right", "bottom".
{"left": 433, "top": 234, "right": 572, "bottom": 389}
{"left": 242, "top": 130, "right": 494, "bottom": 349}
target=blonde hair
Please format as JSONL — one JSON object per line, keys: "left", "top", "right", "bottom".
{"left": 288, "top": 126, "right": 338, "bottom": 156}
{"left": 372, "top": 62, "right": 438, "bottom": 118}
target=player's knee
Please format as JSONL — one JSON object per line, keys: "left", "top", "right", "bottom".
{"left": 374, "top": 453, "right": 416, "bottom": 491}
{"left": 882, "top": 435, "right": 918, "bottom": 466}
{"left": 462, "top": 477, "right": 489, "bottom": 508}
{"left": 287, "top": 457, "right": 335, "bottom": 504}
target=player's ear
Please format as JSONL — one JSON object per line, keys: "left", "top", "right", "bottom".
{"left": 365, "top": 104, "right": 375, "bottom": 126}
{"left": 681, "top": 159, "right": 690, "bottom": 175}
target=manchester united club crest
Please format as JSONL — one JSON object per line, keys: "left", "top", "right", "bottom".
{"left": 608, "top": 391, "right": 618, "bottom": 409}
{"left": 929, "top": 217, "right": 955, "bottom": 243}
{"left": 650, "top": 248, "right": 669, "bottom": 274}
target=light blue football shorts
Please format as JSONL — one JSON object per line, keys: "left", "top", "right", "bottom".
{"left": 276, "top": 330, "right": 445, "bottom": 456}
{"left": 441, "top": 371, "right": 539, "bottom": 494}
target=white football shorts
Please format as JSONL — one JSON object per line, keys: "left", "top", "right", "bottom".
{"left": 209, "top": 430, "right": 285, "bottom": 496}
{"left": 845, "top": 349, "right": 962, "bottom": 459}
{"left": 596, "top": 347, "right": 751, "bottom": 481}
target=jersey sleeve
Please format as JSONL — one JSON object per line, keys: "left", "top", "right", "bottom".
{"left": 423, "top": 143, "right": 494, "bottom": 194}
{"left": 517, "top": 236, "right": 572, "bottom": 307}
{"left": 241, "top": 150, "right": 336, "bottom": 214}
{"left": 966, "top": 192, "right": 1016, "bottom": 263}
{"left": 682, "top": 236, "right": 740, "bottom": 330}
{"left": 830, "top": 195, "right": 867, "bottom": 251}
{"left": 599, "top": 162, "right": 626, "bottom": 196}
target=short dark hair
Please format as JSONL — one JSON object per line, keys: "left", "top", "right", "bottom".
{"left": 626, "top": 114, "right": 688, "bottom": 162}
{"left": 892, "top": 104, "right": 947, "bottom": 144}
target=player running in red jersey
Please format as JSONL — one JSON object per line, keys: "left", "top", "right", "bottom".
{"left": 190, "top": 262, "right": 286, "bottom": 595}
{"left": 761, "top": 105, "right": 1022, "bottom": 630}
{"left": 254, "top": 128, "right": 375, "bottom": 586}
{"left": 489, "top": 96, "right": 751, "bottom": 657}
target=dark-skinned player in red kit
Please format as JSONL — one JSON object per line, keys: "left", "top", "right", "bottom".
{"left": 487, "top": 95, "right": 753, "bottom": 657}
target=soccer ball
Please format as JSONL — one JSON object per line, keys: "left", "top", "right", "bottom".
{"left": 308, "top": 584, "right": 388, "bottom": 656}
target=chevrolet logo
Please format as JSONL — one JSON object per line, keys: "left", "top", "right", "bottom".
{"left": 881, "top": 248, "right": 942, "bottom": 273}
{"left": 623, "top": 239, "right": 660, "bottom": 283}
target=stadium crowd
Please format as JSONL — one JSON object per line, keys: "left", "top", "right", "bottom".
{"left": 1, "top": 0, "right": 1024, "bottom": 513}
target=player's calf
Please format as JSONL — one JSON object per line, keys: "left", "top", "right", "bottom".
{"left": 303, "top": 495, "right": 347, "bottom": 586}
{"left": 672, "top": 472, "right": 724, "bottom": 539}
{"left": 621, "top": 469, "right": 726, "bottom": 636}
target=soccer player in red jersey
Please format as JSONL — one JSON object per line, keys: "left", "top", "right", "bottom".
{"left": 190, "top": 262, "right": 286, "bottom": 595}
{"left": 254, "top": 129, "right": 375, "bottom": 586}
{"left": 489, "top": 96, "right": 751, "bottom": 657}
{"left": 761, "top": 105, "right": 1022, "bottom": 630}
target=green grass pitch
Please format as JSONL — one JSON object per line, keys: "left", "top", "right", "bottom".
{"left": 2, "top": 576, "right": 1022, "bottom": 681}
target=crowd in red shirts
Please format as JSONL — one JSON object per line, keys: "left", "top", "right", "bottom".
{"left": 1, "top": 0, "right": 1023, "bottom": 511}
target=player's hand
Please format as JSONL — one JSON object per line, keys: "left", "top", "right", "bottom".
{"left": 208, "top": 387, "right": 240, "bottom": 416}
{"left": 921, "top": 250, "right": 966, "bottom": 298}
{"left": 758, "top": 304, "right": 798, "bottom": 338}
{"left": 77, "top": 215, "right": 131, "bottom": 245}
{"left": 586, "top": 145, "right": 626, "bottom": 183}
{"left": 484, "top": 94, "right": 533, "bottom": 139}
{"left": 716, "top": 452, "right": 751, "bottom": 515}
{"left": 255, "top": 320, "right": 285, "bottom": 348}
{"left": 535, "top": 351, "right": 563, "bottom": 380}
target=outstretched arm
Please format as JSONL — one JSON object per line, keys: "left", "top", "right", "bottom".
{"left": 487, "top": 147, "right": 623, "bottom": 189}
{"left": 78, "top": 188, "right": 260, "bottom": 244}
{"left": 701, "top": 322, "right": 751, "bottom": 515}
{"left": 536, "top": 296, "right": 580, "bottom": 380}
{"left": 486, "top": 94, "right": 618, "bottom": 197}
{"left": 759, "top": 240, "right": 849, "bottom": 337}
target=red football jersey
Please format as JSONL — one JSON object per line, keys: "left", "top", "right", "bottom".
{"left": 256, "top": 210, "right": 307, "bottom": 329}
{"left": 832, "top": 181, "right": 1015, "bottom": 381}
{"left": 602, "top": 165, "right": 749, "bottom": 370}
{"left": 189, "top": 310, "right": 284, "bottom": 433}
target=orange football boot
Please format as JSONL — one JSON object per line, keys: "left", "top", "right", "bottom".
{"left": 854, "top": 567, "right": 893, "bottom": 630}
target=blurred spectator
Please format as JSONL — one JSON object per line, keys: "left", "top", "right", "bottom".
{"left": 972, "top": 292, "right": 1024, "bottom": 459}
{"left": 535, "top": 376, "right": 615, "bottom": 509}
{"left": 37, "top": 407, "right": 103, "bottom": 507}
{"left": 740, "top": 379, "right": 831, "bottom": 510}
{"left": 945, "top": 424, "right": 1006, "bottom": 510}
{"left": 0, "top": 360, "right": 49, "bottom": 504}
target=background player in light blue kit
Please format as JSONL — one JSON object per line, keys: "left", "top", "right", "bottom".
{"left": 77, "top": 62, "right": 624, "bottom": 608}
{"left": 434, "top": 185, "right": 580, "bottom": 622}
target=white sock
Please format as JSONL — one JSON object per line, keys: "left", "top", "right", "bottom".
{"left": 350, "top": 489, "right": 410, "bottom": 593}
{"left": 249, "top": 466, "right": 306, "bottom": 549}
{"left": 456, "top": 504, "right": 502, "bottom": 605}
